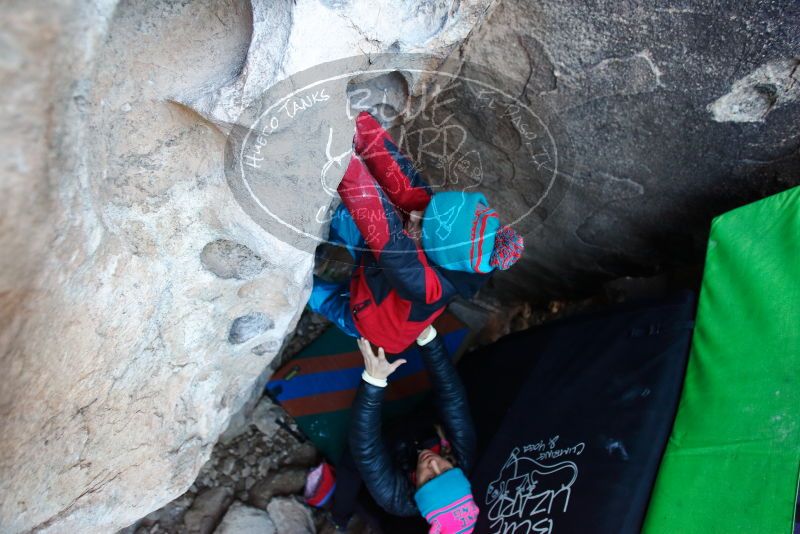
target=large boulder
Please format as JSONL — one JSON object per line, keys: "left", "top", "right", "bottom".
{"left": 0, "top": 0, "right": 491, "bottom": 532}
{"left": 425, "top": 0, "right": 800, "bottom": 299}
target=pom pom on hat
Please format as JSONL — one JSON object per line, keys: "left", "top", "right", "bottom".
{"left": 489, "top": 226, "right": 524, "bottom": 270}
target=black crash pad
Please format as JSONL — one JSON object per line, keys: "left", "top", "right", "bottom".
{"left": 459, "top": 293, "right": 695, "bottom": 534}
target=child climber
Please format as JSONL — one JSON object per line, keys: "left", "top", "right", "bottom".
{"left": 308, "top": 111, "right": 524, "bottom": 353}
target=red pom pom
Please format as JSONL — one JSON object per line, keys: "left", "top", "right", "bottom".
{"left": 490, "top": 226, "right": 524, "bottom": 270}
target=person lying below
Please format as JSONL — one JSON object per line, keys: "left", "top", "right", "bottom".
{"left": 348, "top": 325, "right": 479, "bottom": 533}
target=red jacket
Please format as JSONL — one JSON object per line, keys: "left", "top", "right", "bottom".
{"left": 337, "top": 113, "right": 489, "bottom": 353}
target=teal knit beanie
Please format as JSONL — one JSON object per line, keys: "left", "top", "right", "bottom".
{"left": 422, "top": 192, "right": 501, "bottom": 273}
{"left": 414, "top": 468, "right": 479, "bottom": 533}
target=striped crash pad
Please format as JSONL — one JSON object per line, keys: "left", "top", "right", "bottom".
{"left": 643, "top": 185, "right": 800, "bottom": 533}
{"left": 266, "top": 313, "right": 471, "bottom": 462}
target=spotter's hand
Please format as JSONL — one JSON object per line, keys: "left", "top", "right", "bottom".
{"left": 357, "top": 338, "right": 406, "bottom": 380}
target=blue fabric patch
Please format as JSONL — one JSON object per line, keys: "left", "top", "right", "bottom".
{"left": 308, "top": 276, "right": 360, "bottom": 338}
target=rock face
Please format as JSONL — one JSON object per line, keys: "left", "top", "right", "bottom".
{"left": 434, "top": 0, "right": 800, "bottom": 300}
{"left": 0, "top": 0, "right": 491, "bottom": 533}
{"left": 120, "top": 392, "right": 322, "bottom": 533}
{"left": 214, "top": 503, "right": 275, "bottom": 534}
{"left": 266, "top": 497, "right": 316, "bottom": 534}
{"left": 183, "top": 488, "right": 234, "bottom": 534}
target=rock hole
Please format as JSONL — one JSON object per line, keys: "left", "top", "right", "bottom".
{"left": 228, "top": 312, "right": 274, "bottom": 345}
{"left": 201, "top": 239, "right": 267, "bottom": 280}
{"left": 251, "top": 339, "right": 281, "bottom": 356}
{"left": 346, "top": 70, "right": 410, "bottom": 123}
{"left": 753, "top": 82, "right": 778, "bottom": 110}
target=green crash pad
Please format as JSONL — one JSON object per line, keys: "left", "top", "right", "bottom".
{"left": 644, "top": 186, "right": 800, "bottom": 533}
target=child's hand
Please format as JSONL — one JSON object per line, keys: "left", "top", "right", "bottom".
{"left": 405, "top": 210, "right": 423, "bottom": 246}
{"left": 357, "top": 338, "right": 406, "bottom": 380}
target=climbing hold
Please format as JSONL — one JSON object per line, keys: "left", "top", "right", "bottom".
{"left": 201, "top": 239, "right": 268, "bottom": 280}
{"left": 228, "top": 312, "right": 274, "bottom": 344}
